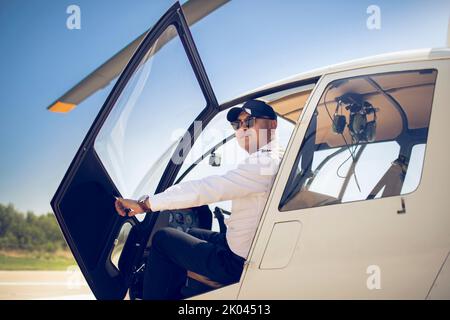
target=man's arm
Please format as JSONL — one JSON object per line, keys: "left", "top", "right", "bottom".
{"left": 148, "top": 159, "right": 278, "bottom": 212}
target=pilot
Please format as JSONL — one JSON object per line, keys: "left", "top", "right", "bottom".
{"left": 115, "top": 99, "right": 282, "bottom": 300}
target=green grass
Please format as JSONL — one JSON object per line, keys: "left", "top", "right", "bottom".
{"left": 0, "top": 252, "right": 77, "bottom": 271}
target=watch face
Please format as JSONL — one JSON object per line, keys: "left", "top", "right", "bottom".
{"left": 138, "top": 195, "right": 149, "bottom": 211}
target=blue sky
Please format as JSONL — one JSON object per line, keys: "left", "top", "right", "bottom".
{"left": 0, "top": 0, "right": 449, "bottom": 214}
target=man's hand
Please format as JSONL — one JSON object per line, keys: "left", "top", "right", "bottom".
{"left": 115, "top": 198, "right": 145, "bottom": 217}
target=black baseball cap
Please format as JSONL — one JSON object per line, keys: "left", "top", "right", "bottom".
{"left": 226, "top": 99, "right": 277, "bottom": 122}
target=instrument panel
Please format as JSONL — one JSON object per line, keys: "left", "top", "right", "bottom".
{"left": 161, "top": 205, "right": 213, "bottom": 232}
{"left": 166, "top": 209, "right": 199, "bottom": 232}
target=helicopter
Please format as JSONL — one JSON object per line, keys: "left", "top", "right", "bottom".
{"left": 48, "top": 1, "right": 450, "bottom": 299}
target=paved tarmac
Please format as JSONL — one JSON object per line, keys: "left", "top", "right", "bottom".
{"left": 0, "top": 270, "right": 94, "bottom": 300}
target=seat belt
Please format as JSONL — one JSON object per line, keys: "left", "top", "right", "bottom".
{"left": 367, "top": 155, "right": 409, "bottom": 200}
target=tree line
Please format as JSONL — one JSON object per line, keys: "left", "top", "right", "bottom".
{"left": 0, "top": 203, "right": 68, "bottom": 252}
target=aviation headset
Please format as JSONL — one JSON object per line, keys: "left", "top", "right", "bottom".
{"left": 332, "top": 92, "right": 377, "bottom": 143}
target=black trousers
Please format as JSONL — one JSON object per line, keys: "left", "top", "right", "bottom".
{"left": 142, "top": 227, "right": 246, "bottom": 300}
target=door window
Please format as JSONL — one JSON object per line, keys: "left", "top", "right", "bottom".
{"left": 94, "top": 25, "right": 207, "bottom": 221}
{"left": 280, "top": 69, "right": 437, "bottom": 212}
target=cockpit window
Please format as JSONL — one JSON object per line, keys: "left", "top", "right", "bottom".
{"left": 279, "top": 69, "right": 437, "bottom": 212}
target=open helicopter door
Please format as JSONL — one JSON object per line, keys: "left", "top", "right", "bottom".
{"left": 50, "top": 2, "right": 219, "bottom": 299}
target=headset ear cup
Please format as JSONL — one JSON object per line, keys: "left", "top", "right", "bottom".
{"left": 366, "top": 121, "right": 377, "bottom": 142}
{"left": 332, "top": 115, "right": 346, "bottom": 134}
{"left": 351, "top": 113, "right": 367, "bottom": 135}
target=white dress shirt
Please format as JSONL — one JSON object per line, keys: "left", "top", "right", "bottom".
{"left": 147, "top": 139, "right": 283, "bottom": 259}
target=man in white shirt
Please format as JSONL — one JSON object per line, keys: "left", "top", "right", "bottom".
{"left": 115, "top": 100, "right": 282, "bottom": 299}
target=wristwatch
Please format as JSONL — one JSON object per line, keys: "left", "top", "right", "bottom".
{"left": 137, "top": 194, "right": 151, "bottom": 212}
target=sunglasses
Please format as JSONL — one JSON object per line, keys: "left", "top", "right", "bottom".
{"left": 230, "top": 116, "right": 273, "bottom": 130}
{"left": 230, "top": 117, "right": 256, "bottom": 130}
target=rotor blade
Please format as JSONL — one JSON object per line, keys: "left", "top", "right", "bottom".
{"left": 48, "top": 0, "right": 230, "bottom": 113}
